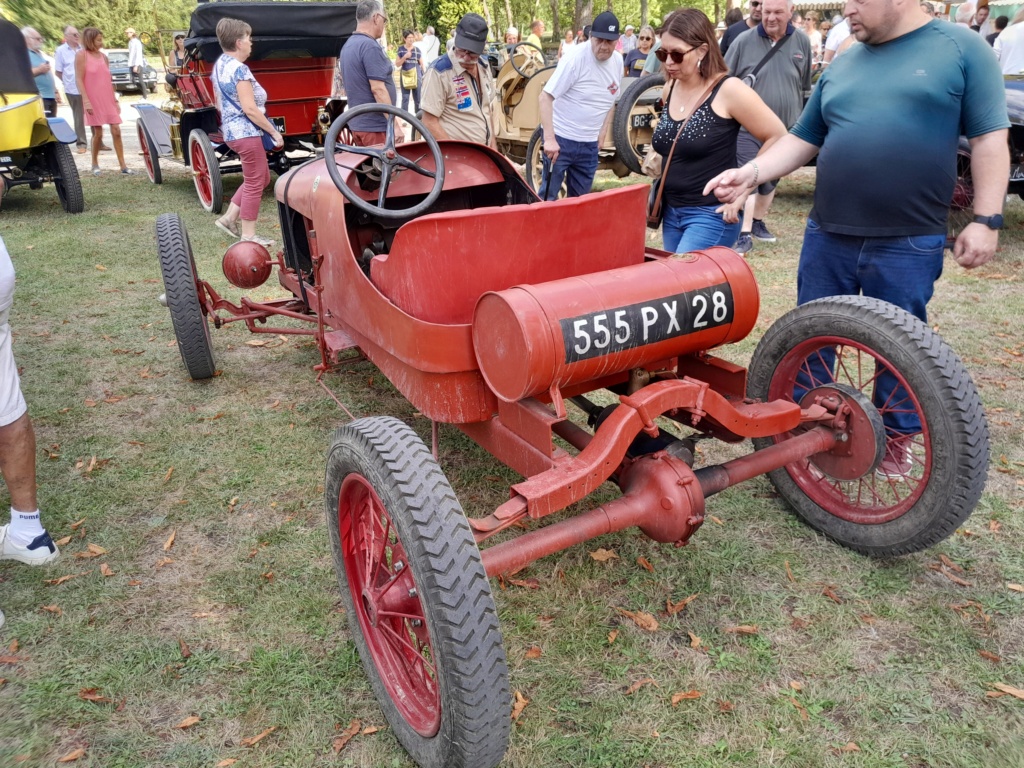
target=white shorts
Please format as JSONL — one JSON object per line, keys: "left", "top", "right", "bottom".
{"left": 0, "top": 238, "right": 27, "bottom": 428}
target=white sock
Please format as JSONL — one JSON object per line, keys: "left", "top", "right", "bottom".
{"left": 8, "top": 508, "right": 45, "bottom": 546}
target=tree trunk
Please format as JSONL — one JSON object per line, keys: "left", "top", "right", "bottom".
{"left": 640, "top": 0, "right": 648, "bottom": 27}
{"left": 550, "top": 0, "right": 560, "bottom": 40}
{"left": 480, "top": 0, "right": 493, "bottom": 33}
{"left": 504, "top": 0, "right": 513, "bottom": 28}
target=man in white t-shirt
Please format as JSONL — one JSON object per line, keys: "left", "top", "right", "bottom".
{"left": 821, "top": 16, "right": 852, "bottom": 66}
{"left": 416, "top": 25, "right": 440, "bottom": 64}
{"left": 538, "top": 11, "right": 623, "bottom": 199}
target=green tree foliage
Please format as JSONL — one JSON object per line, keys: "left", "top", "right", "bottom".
{"left": 2, "top": 0, "right": 203, "bottom": 53}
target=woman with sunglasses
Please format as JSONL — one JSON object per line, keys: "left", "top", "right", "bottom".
{"left": 650, "top": 8, "right": 785, "bottom": 253}
{"left": 624, "top": 25, "right": 655, "bottom": 76}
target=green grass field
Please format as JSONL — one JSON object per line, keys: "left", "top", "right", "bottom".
{"left": 0, "top": 140, "right": 1022, "bottom": 768}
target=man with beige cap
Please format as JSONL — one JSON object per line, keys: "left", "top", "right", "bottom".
{"left": 125, "top": 27, "right": 149, "bottom": 99}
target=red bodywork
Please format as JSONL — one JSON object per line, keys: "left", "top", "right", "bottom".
{"left": 202, "top": 140, "right": 854, "bottom": 573}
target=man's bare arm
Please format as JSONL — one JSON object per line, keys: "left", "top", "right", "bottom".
{"left": 955, "top": 129, "right": 1010, "bottom": 269}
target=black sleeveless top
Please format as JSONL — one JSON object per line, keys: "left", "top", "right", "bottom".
{"left": 650, "top": 77, "right": 740, "bottom": 208}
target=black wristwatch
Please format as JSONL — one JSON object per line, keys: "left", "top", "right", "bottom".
{"left": 972, "top": 213, "right": 1004, "bottom": 230}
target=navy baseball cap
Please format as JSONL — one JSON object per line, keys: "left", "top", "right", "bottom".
{"left": 454, "top": 13, "right": 488, "bottom": 54}
{"left": 590, "top": 12, "right": 621, "bottom": 40}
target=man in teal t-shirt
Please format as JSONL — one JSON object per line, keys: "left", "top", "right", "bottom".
{"left": 703, "top": 0, "right": 1008, "bottom": 473}
{"left": 22, "top": 27, "right": 61, "bottom": 117}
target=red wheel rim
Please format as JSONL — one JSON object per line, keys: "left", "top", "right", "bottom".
{"left": 190, "top": 137, "right": 213, "bottom": 208}
{"left": 766, "top": 336, "right": 932, "bottom": 524}
{"left": 138, "top": 122, "right": 155, "bottom": 181}
{"left": 338, "top": 474, "right": 441, "bottom": 736}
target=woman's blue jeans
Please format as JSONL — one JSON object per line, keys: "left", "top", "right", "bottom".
{"left": 661, "top": 204, "right": 740, "bottom": 254}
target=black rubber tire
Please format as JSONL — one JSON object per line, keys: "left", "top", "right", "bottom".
{"left": 326, "top": 416, "right": 510, "bottom": 768}
{"left": 138, "top": 119, "right": 162, "bottom": 184}
{"left": 747, "top": 296, "right": 989, "bottom": 557}
{"left": 188, "top": 129, "right": 223, "bottom": 214}
{"left": 155, "top": 213, "right": 216, "bottom": 380}
{"left": 47, "top": 142, "right": 84, "bottom": 214}
{"left": 612, "top": 73, "right": 665, "bottom": 176}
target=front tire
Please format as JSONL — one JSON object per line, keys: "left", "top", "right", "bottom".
{"left": 747, "top": 296, "right": 989, "bottom": 556}
{"left": 326, "top": 417, "right": 510, "bottom": 768}
{"left": 155, "top": 213, "right": 216, "bottom": 380}
{"left": 47, "top": 142, "right": 84, "bottom": 214}
{"left": 188, "top": 129, "right": 223, "bottom": 214}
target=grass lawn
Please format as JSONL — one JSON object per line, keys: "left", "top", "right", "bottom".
{"left": 0, "top": 128, "right": 1023, "bottom": 768}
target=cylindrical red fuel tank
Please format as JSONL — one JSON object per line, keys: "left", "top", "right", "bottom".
{"left": 472, "top": 247, "right": 759, "bottom": 403}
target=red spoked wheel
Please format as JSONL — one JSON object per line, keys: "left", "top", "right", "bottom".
{"left": 137, "top": 119, "right": 162, "bottom": 184}
{"left": 326, "top": 417, "right": 510, "bottom": 768}
{"left": 188, "top": 129, "right": 223, "bottom": 214}
{"left": 748, "top": 296, "right": 989, "bottom": 556}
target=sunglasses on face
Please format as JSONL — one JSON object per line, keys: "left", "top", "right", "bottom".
{"left": 639, "top": 35, "right": 653, "bottom": 40}
{"left": 654, "top": 45, "right": 697, "bottom": 63}
{"left": 750, "top": 1, "right": 762, "bottom": 6}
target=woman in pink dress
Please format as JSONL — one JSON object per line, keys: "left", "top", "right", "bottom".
{"left": 75, "top": 27, "right": 132, "bottom": 176}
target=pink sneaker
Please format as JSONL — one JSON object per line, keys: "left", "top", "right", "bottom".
{"left": 876, "top": 436, "right": 914, "bottom": 479}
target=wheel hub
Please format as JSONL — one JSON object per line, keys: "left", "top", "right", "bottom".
{"left": 800, "top": 383, "right": 885, "bottom": 481}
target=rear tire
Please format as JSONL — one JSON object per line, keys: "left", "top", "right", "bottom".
{"left": 47, "top": 142, "right": 84, "bottom": 214}
{"left": 326, "top": 416, "right": 510, "bottom": 768}
{"left": 138, "top": 120, "right": 162, "bottom": 184}
{"left": 612, "top": 73, "right": 665, "bottom": 176}
{"left": 747, "top": 296, "right": 989, "bottom": 556}
{"left": 155, "top": 213, "right": 216, "bottom": 380}
{"left": 188, "top": 129, "right": 223, "bottom": 214}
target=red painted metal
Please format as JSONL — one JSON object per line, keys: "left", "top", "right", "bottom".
{"left": 481, "top": 453, "right": 705, "bottom": 576}
{"left": 472, "top": 247, "right": 759, "bottom": 403}
{"left": 761, "top": 336, "right": 932, "bottom": 525}
{"left": 337, "top": 474, "right": 441, "bottom": 736}
{"left": 222, "top": 241, "right": 273, "bottom": 289}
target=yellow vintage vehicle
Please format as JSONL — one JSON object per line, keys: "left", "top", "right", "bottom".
{"left": 491, "top": 42, "right": 664, "bottom": 190}
{"left": 0, "top": 19, "right": 84, "bottom": 213}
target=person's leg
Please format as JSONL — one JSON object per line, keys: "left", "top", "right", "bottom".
{"left": 228, "top": 137, "right": 272, "bottom": 241}
{"left": 401, "top": 85, "right": 411, "bottom": 112}
{"left": 732, "top": 130, "right": 762, "bottom": 252}
{"left": 660, "top": 205, "right": 686, "bottom": 253}
{"left": 561, "top": 139, "right": 599, "bottom": 197}
{"left": 89, "top": 125, "right": 102, "bottom": 171}
{"left": 751, "top": 186, "right": 777, "bottom": 240}
{"left": 43, "top": 99, "right": 57, "bottom": 118}
{"left": 134, "top": 66, "right": 149, "bottom": 98}
{"left": 412, "top": 83, "right": 421, "bottom": 113}
{"left": 68, "top": 94, "right": 87, "bottom": 149}
{"left": 216, "top": 202, "right": 242, "bottom": 238}
{"left": 110, "top": 124, "right": 128, "bottom": 171}
{"left": 858, "top": 233, "right": 945, "bottom": 436}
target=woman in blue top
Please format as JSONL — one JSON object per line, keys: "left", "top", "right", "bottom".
{"left": 395, "top": 30, "right": 424, "bottom": 114}
{"left": 623, "top": 25, "right": 654, "bottom": 77}
{"left": 211, "top": 17, "right": 282, "bottom": 248}
{"left": 650, "top": 9, "right": 785, "bottom": 253}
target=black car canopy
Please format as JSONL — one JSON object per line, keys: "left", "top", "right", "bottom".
{"left": 0, "top": 18, "right": 40, "bottom": 97}
{"left": 186, "top": 1, "right": 358, "bottom": 62}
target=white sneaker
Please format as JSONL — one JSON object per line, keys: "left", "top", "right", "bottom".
{"left": 0, "top": 607, "right": 5, "bottom": 631}
{"left": 242, "top": 235, "right": 274, "bottom": 248}
{"left": 0, "top": 524, "right": 61, "bottom": 565}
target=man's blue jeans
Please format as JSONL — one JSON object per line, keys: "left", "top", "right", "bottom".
{"left": 662, "top": 204, "right": 741, "bottom": 254}
{"left": 795, "top": 220, "right": 945, "bottom": 435}
{"left": 539, "top": 135, "right": 599, "bottom": 200}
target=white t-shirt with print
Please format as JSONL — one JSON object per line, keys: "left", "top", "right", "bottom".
{"left": 543, "top": 42, "right": 623, "bottom": 142}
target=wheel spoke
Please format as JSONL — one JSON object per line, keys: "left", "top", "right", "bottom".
{"left": 391, "top": 153, "right": 436, "bottom": 179}
{"left": 377, "top": 163, "right": 393, "bottom": 208}
{"left": 378, "top": 621, "right": 437, "bottom": 679}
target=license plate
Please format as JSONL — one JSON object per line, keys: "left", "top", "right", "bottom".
{"left": 560, "top": 283, "right": 735, "bottom": 363}
{"left": 1011, "top": 164, "right": 1024, "bottom": 181}
{"left": 270, "top": 117, "right": 286, "bottom": 134}
{"left": 630, "top": 113, "right": 652, "bottom": 130}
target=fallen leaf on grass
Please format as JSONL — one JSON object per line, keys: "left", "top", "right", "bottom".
{"left": 671, "top": 690, "right": 702, "bottom": 706}
{"left": 163, "top": 530, "right": 176, "bottom": 551}
{"left": 163, "top": 467, "right": 174, "bottom": 483}
{"left": 95, "top": 264, "right": 107, "bottom": 271}
{"left": 175, "top": 715, "right": 201, "bottom": 729}
{"left": 784, "top": 560, "right": 795, "bottom": 583}
{"left": 0, "top": 655, "right": 21, "bottom": 665}
{"left": 617, "top": 608, "right": 659, "bottom": 632}
{"left": 939, "top": 554, "right": 964, "bottom": 573}
{"left": 718, "top": 700, "right": 734, "bottom": 712}
{"left": 726, "top": 625, "right": 759, "bottom": 635}
{"left": 87, "top": 543, "right": 107, "bottom": 555}
{"left": 525, "top": 646, "right": 542, "bottom": 659}
{"left": 179, "top": 638, "right": 192, "bottom": 659}
{"left": 155, "top": 558, "right": 174, "bottom": 569}
{"left": 789, "top": 697, "right": 809, "bottom": 720}
{"left": 70, "top": 518, "right": 86, "bottom": 530}
{"left": 979, "top": 650, "right": 1001, "bottom": 663}
{"left": 929, "top": 564, "right": 973, "bottom": 587}
{"left": 607, "top": 630, "right": 618, "bottom": 644}
{"left": 0, "top": 678, "right": 6, "bottom": 688}
{"left": 41, "top": 605, "right": 62, "bottom": 616}
{"left": 507, "top": 577, "right": 539, "bottom": 589}
{"left": 709, "top": 515, "right": 724, "bottom": 525}
{"left": 837, "top": 742, "right": 861, "bottom": 753}
{"left": 361, "top": 726, "right": 379, "bottom": 735}
{"left": 625, "top": 677, "right": 658, "bottom": 695}
{"left": 78, "top": 688, "right": 112, "bottom": 703}
{"left": 511, "top": 690, "right": 529, "bottom": 721}
{"left": 990, "top": 683, "right": 1024, "bottom": 700}
{"left": 100, "top": 563, "right": 114, "bottom": 577}
{"left": 989, "top": 519, "right": 1002, "bottom": 533}
{"left": 1008, "top": 584, "right": 1024, "bottom": 593}
{"left": 789, "top": 681, "right": 803, "bottom": 692}
{"left": 127, "top": 579, "right": 141, "bottom": 586}
{"left": 57, "top": 747, "right": 87, "bottom": 762}
{"left": 821, "top": 585, "right": 844, "bottom": 604}
{"left": 215, "top": 760, "right": 238, "bottom": 767}
{"left": 666, "top": 593, "right": 699, "bottom": 615}
{"left": 590, "top": 548, "right": 618, "bottom": 562}
{"left": 688, "top": 632, "right": 702, "bottom": 649}
{"left": 636, "top": 556, "right": 654, "bottom": 572}
{"left": 240, "top": 725, "right": 277, "bottom": 747}
{"left": 332, "top": 719, "right": 361, "bottom": 753}
{"left": 8, "top": 639, "right": 18, "bottom": 653}
{"left": 54, "top": 536, "right": 72, "bottom": 546}
{"left": 46, "top": 572, "right": 90, "bottom": 586}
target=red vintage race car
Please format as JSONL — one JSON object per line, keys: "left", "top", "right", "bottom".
{"left": 155, "top": 105, "right": 989, "bottom": 768}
